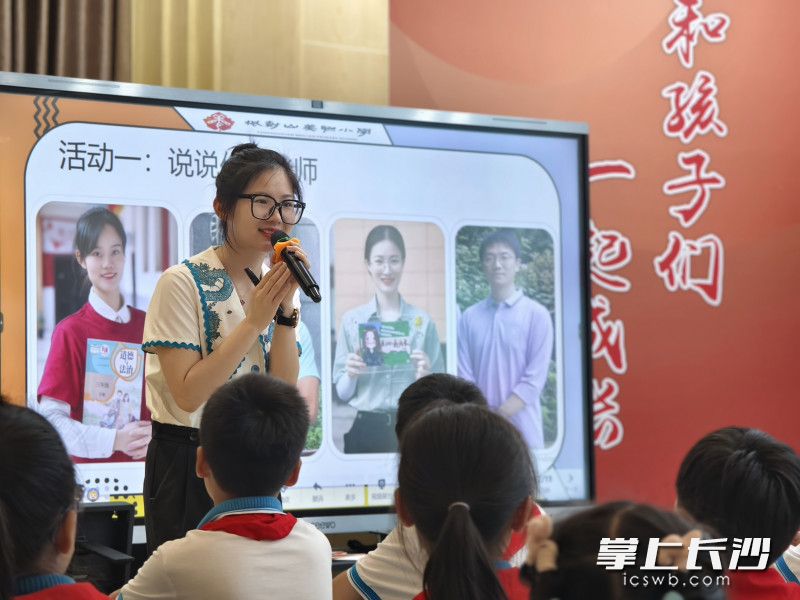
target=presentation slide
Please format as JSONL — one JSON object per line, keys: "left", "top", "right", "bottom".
{"left": 1, "top": 84, "right": 590, "bottom": 510}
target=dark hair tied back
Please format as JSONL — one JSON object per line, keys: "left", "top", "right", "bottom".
{"left": 214, "top": 143, "right": 303, "bottom": 246}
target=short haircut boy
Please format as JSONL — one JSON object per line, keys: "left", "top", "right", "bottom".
{"left": 479, "top": 229, "right": 522, "bottom": 262}
{"left": 395, "top": 373, "right": 487, "bottom": 439}
{"left": 676, "top": 426, "right": 800, "bottom": 564}
{"left": 118, "top": 374, "right": 331, "bottom": 600}
{"left": 200, "top": 373, "right": 310, "bottom": 497}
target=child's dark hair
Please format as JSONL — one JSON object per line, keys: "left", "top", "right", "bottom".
{"left": 199, "top": 373, "right": 310, "bottom": 497}
{"left": 676, "top": 426, "right": 800, "bottom": 564}
{"left": 215, "top": 143, "right": 302, "bottom": 246}
{"left": 0, "top": 396, "right": 78, "bottom": 600}
{"left": 530, "top": 502, "right": 725, "bottom": 600}
{"left": 74, "top": 206, "right": 127, "bottom": 259}
{"left": 395, "top": 373, "right": 487, "bottom": 439}
{"left": 364, "top": 224, "right": 406, "bottom": 261}
{"left": 479, "top": 229, "right": 522, "bottom": 262}
{"left": 398, "top": 403, "right": 536, "bottom": 600}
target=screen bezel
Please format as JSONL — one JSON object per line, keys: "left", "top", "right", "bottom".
{"left": 0, "top": 70, "right": 594, "bottom": 514}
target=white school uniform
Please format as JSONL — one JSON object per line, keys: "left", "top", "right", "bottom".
{"left": 119, "top": 496, "right": 332, "bottom": 600}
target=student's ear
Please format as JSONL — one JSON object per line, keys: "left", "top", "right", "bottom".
{"left": 511, "top": 497, "right": 535, "bottom": 531}
{"left": 792, "top": 529, "right": 800, "bottom": 547}
{"left": 283, "top": 459, "right": 302, "bottom": 487}
{"left": 196, "top": 446, "right": 210, "bottom": 479}
{"left": 212, "top": 197, "right": 223, "bottom": 219}
{"left": 394, "top": 489, "right": 414, "bottom": 527}
{"left": 55, "top": 509, "right": 78, "bottom": 557}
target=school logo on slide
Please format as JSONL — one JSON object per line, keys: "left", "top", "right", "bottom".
{"left": 203, "top": 112, "right": 234, "bottom": 131}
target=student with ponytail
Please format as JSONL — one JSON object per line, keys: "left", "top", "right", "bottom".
{"left": 395, "top": 402, "right": 537, "bottom": 600}
{"left": 0, "top": 397, "right": 106, "bottom": 600}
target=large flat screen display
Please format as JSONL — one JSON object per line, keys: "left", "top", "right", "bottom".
{"left": 0, "top": 73, "right": 592, "bottom": 514}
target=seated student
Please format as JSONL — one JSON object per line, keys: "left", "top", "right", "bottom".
{"left": 521, "top": 502, "right": 725, "bottom": 600}
{"left": 676, "top": 427, "right": 800, "bottom": 600}
{"left": 0, "top": 397, "right": 108, "bottom": 600}
{"left": 335, "top": 374, "right": 539, "bottom": 600}
{"left": 116, "top": 374, "right": 332, "bottom": 600}
{"left": 396, "top": 403, "right": 537, "bottom": 600}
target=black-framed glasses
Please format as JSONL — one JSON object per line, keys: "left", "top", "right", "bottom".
{"left": 238, "top": 194, "right": 305, "bottom": 225}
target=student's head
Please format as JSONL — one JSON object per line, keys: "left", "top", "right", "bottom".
{"left": 0, "top": 397, "right": 80, "bottom": 600}
{"left": 396, "top": 403, "right": 536, "bottom": 600}
{"left": 214, "top": 143, "right": 304, "bottom": 252}
{"left": 527, "top": 502, "right": 724, "bottom": 600}
{"left": 479, "top": 230, "right": 522, "bottom": 290}
{"left": 364, "top": 225, "right": 406, "bottom": 295}
{"left": 197, "top": 374, "right": 310, "bottom": 501}
{"left": 676, "top": 426, "right": 800, "bottom": 565}
{"left": 394, "top": 373, "right": 487, "bottom": 439}
{"left": 362, "top": 326, "right": 379, "bottom": 350}
{"left": 74, "top": 206, "right": 127, "bottom": 300}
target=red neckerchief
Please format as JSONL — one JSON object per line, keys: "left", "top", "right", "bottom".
{"left": 199, "top": 512, "right": 297, "bottom": 541}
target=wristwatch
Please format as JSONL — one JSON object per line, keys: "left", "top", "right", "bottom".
{"left": 275, "top": 305, "right": 299, "bottom": 328}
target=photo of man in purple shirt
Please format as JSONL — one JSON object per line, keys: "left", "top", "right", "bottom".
{"left": 457, "top": 230, "right": 554, "bottom": 448}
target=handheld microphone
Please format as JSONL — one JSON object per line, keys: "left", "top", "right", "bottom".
{"left": 271, "top": 230, "right": 322, "bottom": 303}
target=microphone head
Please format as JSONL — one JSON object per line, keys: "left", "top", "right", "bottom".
{"left": 271, "top": 229, "right": 290, "bottom": 246}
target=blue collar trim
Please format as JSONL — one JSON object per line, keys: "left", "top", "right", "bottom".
{"left": 197, "top": 496, "right": 284, "bottom": 528}
{"left": 495, "top": 560, "right": 512, "bottom": 570}
{"left": 775, "top": 555, "right": 800, "bottom": 584}
{"left": 14, "top": 574, "right": 75, "bottom": 595}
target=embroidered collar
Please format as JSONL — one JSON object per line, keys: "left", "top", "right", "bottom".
{"left": 14, "top": 574, "right": 75, "bottom": 595}
{"left": 89, "top": 288, "right": 130, "bottom": 323}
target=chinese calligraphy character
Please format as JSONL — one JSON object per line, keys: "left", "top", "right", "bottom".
{"left": 654, "top": 231, "right": 724, "bottom": 306}
{"left": 588, "top": 160, "right": 636, "bottom": 183}
{"left": 303, "top": 124, "right": 317, "bottom": 132}
{"left": 662, "top": 0, "right": 730, "bottom": 69}
{"left": 729, "top": 538, "right": 770, "bottom": 571}
{"left": 264, "top": 120, "right": 279, "bottom": 130}
{"left": 321, "top": 125, "right": 335, "bottom": 133}
{"left": 663, "top": 150, "right": 725, "bottom": 228}
{"left": 598, "top": 538, "right": 638, "bottom": 570}
{"left": 169, "top": 148, "right": 194, "bottom": 177}
{"left": 590, "top": 221, "right": 632, "bottom": 293}
{"left": 357, "top": 127, "right": 371, "bottom": 137}
{"left": 591, "top": 295, "right": 628, "bottom": 375}
{"left": 662, "top": 71, "right": 727, "bottom": 144}
{"left": 593, "top": 378, "right": 624, "bottom": 450}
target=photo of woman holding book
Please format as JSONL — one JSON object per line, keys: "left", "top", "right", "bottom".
{"left": 37, "top": 205, "right": 159, "bottom": 463}
{"left": 332, "top": 222, "right": 445, "bottom": 454}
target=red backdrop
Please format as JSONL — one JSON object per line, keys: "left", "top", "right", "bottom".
{"left": 391, "top": 0, "right": 800, "bottom": 505}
